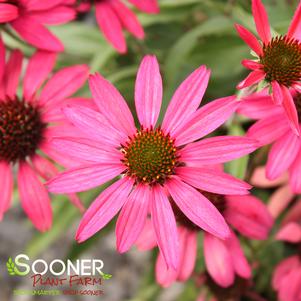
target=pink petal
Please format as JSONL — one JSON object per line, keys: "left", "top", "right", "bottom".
{"left": 278, "top": 267, "right": 301, "bottom": 301}
{"left": 23, "top": 50, "right": 57, "bottom": 101}
{"left": 111, "top": 0, "right": 144, "bottom": 39}
{"left": 179, "top": 136, "right": 258, "bottom": 166}
{"left": 29, "top": 7, "right": 76, "bottom": 25}
{"left": 273, "top": 256, "right": 300, "bottom": 289}
{"left": 49, "top": 137, "right": 121, "bottom": 163}
{"left": 18, "top": 161, "right": 52, "bottom": 232}
{"left": 127, "top": 0, "right": 160, "bottom": 13}
{"left": 0, "top": 35, "right": 5, "bottom": 87}
{"left": 3, "top": 50, "right": 23, "bottom": 98}
{"left": 62, "top": 97, "right": 97, "bottom": 110}
{"left": 204, "top": 232, "right": 235, "bottom": 288}
{"left": 77, "top": 2, "right": 91, "bottom": 13}
{"left": 151, "top": 184, "right": 179, "bottom": 270}
{"left": 41, "top": 141, "right": 83, "bottom": 169}
{"left": 177, "top": 166, "right": 251, "bottom": 195}
{"left": 43, "top": 123, "right": 82, "bottom": 140}
{"left": 250, "top": 166, "right": 288, "bottom": 188}
{"left": 237, "top": 70, "right": 265, "bottom": 89}
{"left": 226, "top": 231, "right": 251, "bottom": 279}
{"left": 252, "top": 0, "right": 271, "bottom": 44}
{"left": 67, "top": 193, "right": 85, "bottom": 213}
{"left": 46, "top": 163, "right": 125, "bottom": 193}
{"left": 31, "top": 154, "right": 58, "bottom": 180}
{"left": 95, "top": 2, "right": 126, "bottom": 53}
{"left": 173, "top": 97, "right": 240, "bottom": 146}
{"left": 266, "top": 130, "right": 300, "bottom": 180}
{"left": 11, "top": 16, "right": 64, "bottom": 52}
{"left": 166, "top": 176, "right": 230, "bottom": 239}
{"left": 156, "top": 225, "right": 201, "bottom": 287}
{"left": 89, "top": 73, "right": 136, "bottom": 138}
{"left": 136, "top": 219, "right": 157, "bottom": 250}
{"left": 23, "top": 0, "right": 65, "bottom": 11}
{"left": 62, "top": 105, "right": 123, "bottom": 147}
{"left": 271, "top": 81, "right": 283, "bottom": 104}
{"left": 294, "top": 83, "right": 301, "bottom": 93}
{"left": 162, "top": 65, "right": 210, "bottom": 135}
{"left": 268, "top": 185, "right": 294, "bottom": 218}
{"left": 177, "top": 228, "right": 197, "bottom": 281}
{"left": 287, "top": 1, "right": 301, "bottom": 41}
{"left": 238, "top": 93, "right": 282, "bottom": 119}
{"left": 235, "top": 24, "right": 263, "bottom": 56}
{"left": 225, "top": 195, "right": 273, "bottom": 240}
{"left": 31, "top": 154, "right": 85, "bottom": 213}
{"left": 116, "top": 184, "right": 150, "bottom": 253}
{"left": 0, "top": 3, "right": 19, "bottom": 22}
{"left": 241, "top": 59, "right": 262, "bottom": 70}
{"left": 289, "top": 149, "right": 301, "bottom": 193}
{"left": 0, "top": 162, "right": 13, "bottom": 219}
{"left": 42, "top": 97, "right": 97, "bottom": 123}
{"left": 40, "top": 65, "right": 89, "bottom": 107}
{"left": 247, "top": 114, "right": 289, "bottom": 146}
{"left": 76, "top": 177, "right": 133, "bottom": 242}
{"left": 276, "top": 222, "right": 301, "bottom": 243}
{"left": 155, "top": 254, "right": 178, "bottom": 288}
{"left": 281, "top": 85, "right": 300, "bottom": 136}
{"left": 135, "top": 55, "right": 162, "bottom": 128}
{"left": 280, "top": 196, "right": 301, "bottom": 225}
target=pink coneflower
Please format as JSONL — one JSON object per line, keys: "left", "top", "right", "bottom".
{"left": 272, "top": 198, "right": 301, "bottom": 301}
{"left": 136, "top": 185, "right": 273, "bottom": 288}
{"left": 256, "top": 165, "right": 301, "bottom": 243}
{"left": 235, "top": 0, "right": 301, "bottom": 134}
{"left": 47, "top": 55, "right": 258, "bottom": 270}
{"left": 77, "top": 0, "right": 159, "bottom": 53}
{"left": 0, "top": 38, "right": 89, "bottom": 231}
{"left": 273, "top": 255, "right": 301, "bottom": 301}
{"left": 0, "top": 0, "right": 76, "bottom": 51}
{"left": 251, "top": 166, "right": 295, "bottom": 219}
{"left": 238, "top": 90, "right": 301, "bottom": 194}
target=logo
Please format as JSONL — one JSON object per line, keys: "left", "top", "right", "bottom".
{"left": 6, "top": 254, "right": 112, "bottom": 297}
{"left": 6, "top": 257, "right": 25, "bottom": 276}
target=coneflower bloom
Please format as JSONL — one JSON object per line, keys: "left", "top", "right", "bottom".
{"left": 235, "top": 0, "right": 301, "bottom": 134}
{"left": 257, "top": 165, "right": 301, "bottom": 244}
{"left": 272, "top": 199, "right": 301, "bottom": 301}
{"left": 238, "top": 90, "right": 301, "bottom": 194}
{"left": 136, "top": 184, "right": 273, "bottom": 288}
{"left": 251, "top": 166, "right": 295, "bottom": 219}
{"left": 47, "top": 55, "right": 258, "bottom": 270}
{"left": 0, "top": 0, "right": 76, "bottom": 51}
{"left": 273, "top": 255, "right": 301, "bottom": 301}
{"left": 0, "top": 38, "right": 89, "bottom": 231}
{"left": 77, "top": 0, "right": 159, "bottom": 53}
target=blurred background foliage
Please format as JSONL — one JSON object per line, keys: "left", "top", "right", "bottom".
{"left": 1, "top": 1, "right": 300, "bottom": 300}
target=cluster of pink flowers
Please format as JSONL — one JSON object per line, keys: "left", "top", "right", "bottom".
{"left": 0, "top": 0, "right": 159, "bottom": 52}
{"left": 0, "top": 0, "right": 301, "bottom": 300}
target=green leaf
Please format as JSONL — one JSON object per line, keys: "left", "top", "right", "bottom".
{"left": 165, "top": 16, "right": 233, "bottom": 85}
{"left": 102, "top": 273, "right": 112, "bottom": 280}
{"left": 6, "top": 258, "right": 16, "bottom": 276}
{"left": 50, "top": 22, "right": 111, "bottom": 58}
{"left": 225, "top": 122, "right": 249, "bottom": 179}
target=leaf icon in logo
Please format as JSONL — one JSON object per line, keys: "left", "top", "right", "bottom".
{"left": 102, "top": 273, "right": 112, "bottom": 280}
{"left": 6, "top": 257, "right": 23, "bottom": 276}
{"left": 99, "top": 270, "right": 112, "bottom": 280}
